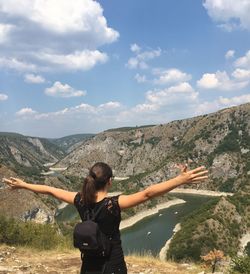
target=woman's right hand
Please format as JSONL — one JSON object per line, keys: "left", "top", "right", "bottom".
{"left": 2, "top": 177, "right": 27, "bottom": 189}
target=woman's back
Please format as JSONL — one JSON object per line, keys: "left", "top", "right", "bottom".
{"left": 74, "top": 193, "right": 127, "bottom": 274}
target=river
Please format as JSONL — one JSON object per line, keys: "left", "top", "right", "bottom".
{"left": 56, "top": 193, "right": 213, "bottom": 256}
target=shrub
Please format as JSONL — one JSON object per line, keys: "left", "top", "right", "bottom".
{"left": 0, "top": 215, "right": 70, "bottom": 250}
{"left": 230, "top": 256, "right": 250, "bottom": 274}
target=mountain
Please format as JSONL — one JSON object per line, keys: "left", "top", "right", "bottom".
{"left": 0, "top": 164, "right": 55, "bottom": 223}
{"left": 0, "top": 132, "right": 66, "bottom": 176}
{"left": 56, "top": 103, "right": 250, "bottom": 193}
{"left": 47, "top": 133, "right": 95, "bottom": 153}
{"left": 167, "top": 192, "right": 250, "bottom": 261}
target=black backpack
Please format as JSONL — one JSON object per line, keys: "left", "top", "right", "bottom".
{"left": 73, "top": 201, "right": 112, "bottom": 258}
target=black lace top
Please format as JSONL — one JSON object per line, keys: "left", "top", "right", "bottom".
{"left": 74, "top": 193, "right": 127, "bottom": 273}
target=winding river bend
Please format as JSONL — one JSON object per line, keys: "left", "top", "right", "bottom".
{"left": 56, "top": 193, "right": 213, "bottom": 256}
{"left": 121, "top": 194, "right": 211, "bottom": 256}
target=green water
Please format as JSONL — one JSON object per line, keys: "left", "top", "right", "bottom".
{"left": 121, "top": 194, "right": 211, "bottom": 256}
{"left": 56, "top": 193, "right": 213, "bottom": 256}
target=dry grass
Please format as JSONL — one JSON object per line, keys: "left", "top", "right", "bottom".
{"left": 0, "top": 245, "right": 204, "bottom": 274}
{"left": 126, "top": 254, "right": 203, "bottom": 274}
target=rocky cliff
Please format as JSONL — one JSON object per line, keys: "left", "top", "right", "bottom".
{"left": 0, "top": 132, "right": 66, "bottom": 176}
{"left": 56, "top": 103, "right": 250, "bottom": 193}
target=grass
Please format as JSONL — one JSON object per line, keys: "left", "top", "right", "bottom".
{"left": 0, "top": 244, "right": 204, "bottom": 274}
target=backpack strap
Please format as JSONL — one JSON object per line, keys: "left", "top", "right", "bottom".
{"left": 87, "top": 201, "right": 105, "bottom": 221}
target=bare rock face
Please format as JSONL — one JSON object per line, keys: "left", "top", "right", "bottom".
{"left": 27, "top": 137, "right": 57, "bottom": 160}
{"left": 21, "top": 207, "right": 54, "bottom": 224}
{"left": 9, "top": 145, "right": 32, "bottom": 167}
{"left": 0, "top": 188, "right": 55, "bottom": 224}
{"left": 0, "top": 133, "right": 65, "bottom": 172}
{"left": 211, "top": 153, "right": 238, "bottom": 179}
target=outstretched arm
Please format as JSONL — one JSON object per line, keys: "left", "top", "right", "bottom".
{"left": 118, "top": 165, "right": 208, "bottom": 209}
{"left": 2, "top": 177, "right": 77, "bottom": 204}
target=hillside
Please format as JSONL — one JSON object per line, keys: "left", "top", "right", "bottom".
{"left": 56, "top": 103, "right": 250, "bottom": 193}
{"left": 0, "top": 132, "right": 66, "bottom": 177}
{"left": 47, "top": 133, "right": 95, "bottom": 153}
{"left": 0, "top": 164, "right": 76, "bottom": 223}
{"left": 0, "top": 103, "right": 249, "bottom": 224}
{"left": 167, "top": 192, "right": 250, "bottom": 261}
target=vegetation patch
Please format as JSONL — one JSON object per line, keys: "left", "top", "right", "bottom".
{"left": 168, "top": 194, "right": 249, "bottom": 262}
{"left": 0, "top": 215, "right": 71, "bottom": 250}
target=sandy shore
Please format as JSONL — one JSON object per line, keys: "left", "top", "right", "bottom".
{"left": 159, "top": 223, "right": 181, "bottom": 261}
{"left": 169, "top": 188, "right": 233, "bottom": 197}
{"left": 120, "top": 199, "right": 186, "bottom": 230}
{"left": 238, "top": 232, "right": 250, "bottom": 256}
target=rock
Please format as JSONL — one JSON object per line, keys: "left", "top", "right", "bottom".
{"left": 21, "top": 207, "right": 54, "bottom": 224}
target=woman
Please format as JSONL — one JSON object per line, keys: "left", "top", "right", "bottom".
{"left": 3, "top": 162, "right": 208, "bottom": 274}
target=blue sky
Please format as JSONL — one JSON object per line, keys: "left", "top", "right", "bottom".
{"left": 0, "top": 0, "right": 250, "bottom": 138}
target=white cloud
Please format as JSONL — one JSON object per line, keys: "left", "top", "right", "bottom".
{"left": 116, "top": 83, "right": 199, "bottom": 125}
{"left": 131, "top": 103, "right": 160, "bottom": 114}
{"left": 137, "top": 49, "right": 161, "bottom": 61}
{"left": 0, "top": 24, "right": 13, "bottom": 43}
{"left": 203, "top": 0, "right": 250, "bottom": 31}
{"left": 234, "top": 50, "right": 250, "bottom": 68}
{"left": 130, "top": 43, "right": 141, "bottom": 53}
{"left": 135, "top": 73, "right": 147, "bottom": 83}
{"left": 154, "top": 68, "right": 191, "bottom": 85}
{"left": 0, "top": 0, "right": 119, "bottom": 39}
{"left": 196, "top": 94, "right": 250, "bottom": 115}
{"left": 197, "top": 70, "right": 249, "bottom": 91}
{"left": 24, "top": 74, "right": 45, "bottom": 84}
{"left": 45, "top": 81, "right": 86, "bottom": 98}
{"left": 225, "top": 50, "right": 235, "bottom": 59}
{"left": 197, "top": 73, "right": 219, "bottom": 89}
{"left": 218, "top": 94, "right": 250, "bottom": 106}
{"left": 0, "top": 93, "right": 8, "bottom": 101}
{"left": 16, "top": 107, "right": 37, "bottom": 116}
{"left": 98, "top": 101, "right": 121, "bottom": 110}
{"left": 113, "top": 83, "right": 198, "bottom": 127}
{"left": 146, "top": 82, "right": 198, "bottom": 106}
{"left": 14, "top": 101, "right": 123, "bottom": 122}
{"left": 127, "top": 57, "right": 147, "bottom": 70}
{"left": 35, "top": 50, "right": 108, "bottom": 71}
{"left": 0, "top": 57, "right": 38, "bottom": 72}
{"left": 127, "top": 46, "right": 161, "bottom": 70}
{"left": 232, "top": 68, "right": 250, "bottom": 80}
{"left": 0, "top": 0, "right": 118, "bottom": 72}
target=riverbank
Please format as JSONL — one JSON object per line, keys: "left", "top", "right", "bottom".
{"left": 170, "top": 188, "right": 233, "bottom": 197}
{"left": 120, "top": 199, "right": 186, "bottom": 230}
{"left": 159, "top": 223, "right": 181, "bottom": 261}
{"left": 157, "top": 188, "right": 233, "bottom": 259}
{"left": 238, "top": 232, "right": 250, "bottom": 256}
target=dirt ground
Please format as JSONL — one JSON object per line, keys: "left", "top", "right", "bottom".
{"left": 0, "top": 245, "right": 205, "bottom": 274}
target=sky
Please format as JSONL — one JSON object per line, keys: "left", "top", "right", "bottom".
{"left": 0, "top": 0, "right": 250, "bottom": 138}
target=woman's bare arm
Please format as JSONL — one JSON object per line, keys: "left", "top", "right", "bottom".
{"left": 2, "top": 177, "right": 77, "bottom": 204}
{"left": 118, "top": 166, "right": 208, "bottom": 209}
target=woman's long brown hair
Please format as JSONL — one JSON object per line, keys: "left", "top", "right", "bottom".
{"left": 81, "top": 162, "right": 113, "bottom": 205}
